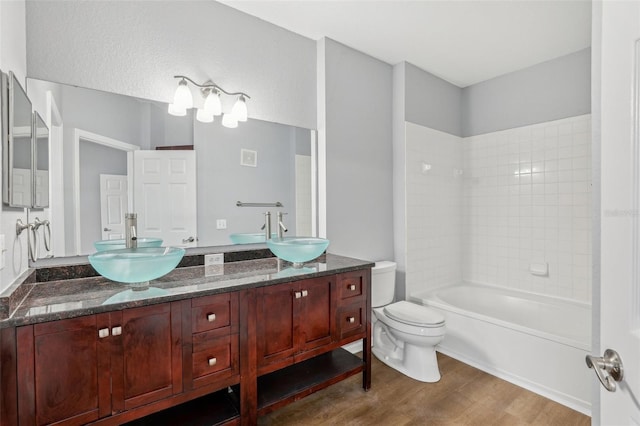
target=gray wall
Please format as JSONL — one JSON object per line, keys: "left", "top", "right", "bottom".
{"left": 405, "top": 62, "right": 463, "bottom": 137}
{"left": 392, "top": 63, "right": 407, "bottom": 300}
{"left": 320, "top": 38, "right": 394, "bottom": 262}
{"left": 26, "top": 0, "right": 317, "bottom": 130}
{"left": 462, "top": 47, "right": 591, "bottom": 136}
{"left": 195, "top": 118, "right": 306, "bottom": 246}
{"left": 78, "top": 143, "right": 127, "bottom": 252}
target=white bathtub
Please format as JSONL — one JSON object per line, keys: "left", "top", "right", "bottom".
{"left": 412, "top": 283, "right": 592, "bottom": 415}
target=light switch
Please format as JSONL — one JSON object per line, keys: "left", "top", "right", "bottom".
{"left": 216, "top": 219, "right": 227, "bottom": 230}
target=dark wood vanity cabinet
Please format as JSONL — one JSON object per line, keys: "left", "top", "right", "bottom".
{"left": 182, "top": 292, "right": 240, "bottom": 391}
{"left": 2, "top": 267, "right": 371, "bottom": 426}
{"left": 256, "top": 276, "right": 337, "bottom": 375}
{"left": 15, "top": 302, "right": 183, "bottom": 425}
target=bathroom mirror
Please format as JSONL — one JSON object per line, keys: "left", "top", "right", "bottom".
{"left": 26, "top": 78, "right": 316, "bottom": 258}
{"left": 2, "top": 71, "right": 34, "bottom": 208}
{"left": 32, "top": 111, "right": 49, "bottom": 209}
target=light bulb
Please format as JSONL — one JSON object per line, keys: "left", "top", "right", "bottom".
{"left": 173, "top": 78, "right": 193, "bottom": 109}
{"left": 196, "top": 108, "right": 214, "bottom": 123}
{"left": 231, "top": 95, "right": 248, "bottom": 122}
{"left": 203, "top": 89, "right": 222, "bottom": 116}
{"left": 222, "top": 112, "right": 238, "bottom": 128}
{"left": 168, "top": 103, "right": 186, "bottom": 116}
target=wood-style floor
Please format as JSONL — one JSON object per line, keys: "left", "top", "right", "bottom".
{"left": 258, "top": 353, "right": 591, "bottom": 425}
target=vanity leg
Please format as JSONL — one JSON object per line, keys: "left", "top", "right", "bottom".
{"left": 240, "top": 289, "right": 258, "bottom": 425}
{"left": 363, "top": 269, "right": 372, "bottom": 391}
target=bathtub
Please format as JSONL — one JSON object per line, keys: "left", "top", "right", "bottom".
{"left": 411, "top": 283, "right": 592, "bottom": 415}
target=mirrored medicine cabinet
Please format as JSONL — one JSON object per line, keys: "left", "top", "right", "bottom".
{"left": 1, "top": 70, "right": 50, "bottom": 209}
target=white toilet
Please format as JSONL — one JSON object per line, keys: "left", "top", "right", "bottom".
{"left": 371, "top": 261, "right": 445, "bottom": 382}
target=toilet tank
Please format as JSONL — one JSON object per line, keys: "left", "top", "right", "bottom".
{"left": 371, "top": 261, "right": 397, "bottom": 308}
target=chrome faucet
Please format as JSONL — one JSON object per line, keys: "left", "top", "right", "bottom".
{"left": 277, "top": 212, "right": 288, "bottom": 238}
{"left": 125, "top": 213, "right": 138, "bottom": 248}
{"left": 262, "top": 211, "right": 272, "bottom": 241}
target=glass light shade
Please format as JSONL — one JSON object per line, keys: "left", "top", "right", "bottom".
{"left": 203, "top": 90, "right": 222, "bottom": 116}
{"left": 222, "top": 113, "right": 238, "bottom": 129}
{"left": 168, "top": 103, "right": 186, "bottom": 116}
{"left": 173, "top": 79, "right": 193, "bottom": 109}
{"left": 196, "top": 108, "right": 214, "bottom": 123}
{"left": 231, "top": 96, "right": 248, "bottom": 122}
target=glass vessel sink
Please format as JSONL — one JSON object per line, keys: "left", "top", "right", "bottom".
{"left": 229, "top": 232, "right": 276, "bottom": 244}
{"left": 266, "top": 237, "right": 329, "bottom": 267}
{"left": 94, "top": 237, "right": 163, "bottom": 252}
{"left": 88, "top": 246, "right": 185, "bottom": 285}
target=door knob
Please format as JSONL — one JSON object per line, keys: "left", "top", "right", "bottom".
{"left": 103, "top": 227, "right": 112, "bottom": 232}
{"left": 586, "top": 349, "right": 624, "bottom": 392}
{"left": 182, "top": 236, "right": 195, "bottom": 243}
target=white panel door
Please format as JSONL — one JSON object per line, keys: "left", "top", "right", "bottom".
{"left": 12, "top": 168, "right": 31, "bottom": 207}
{"left": 133, "top": 150, "right": 197, "bottom": 247}
{"left": 34, "top": 170, "right": 49, "bottom": 209}
{"left": 100, "top": 174, "right": 128, "bottom": 240}
{"left": 593, "top": 2, "right": 640, "bottom": 424}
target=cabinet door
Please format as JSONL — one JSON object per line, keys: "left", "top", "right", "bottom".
{"left": 17, "top": 314, "right": 111, "bottom": 426}
{"left": 111, "top": 302, "right": 182, "bottom": 412}
{"left": 256, "top": 283, "right": 297, "bottom": 374}
{"left": 298, "top": 276, "right": 336, "bottom": 353}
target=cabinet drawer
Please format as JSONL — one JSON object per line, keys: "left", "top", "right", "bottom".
{"left": 192, "top": 335, "right": 235, "bottom": 380}
{"left": 337, "top": 303, "right": 366, "bottom": 339}
{"left": 337, "top": 271, "right": 366, "bottom": 303}
{"left": 191, "top": 293, "right": 234, "bottom": 334}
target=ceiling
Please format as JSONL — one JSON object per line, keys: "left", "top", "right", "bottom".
{"left": 219, "top": 0, "right": 592, "bottom": 88}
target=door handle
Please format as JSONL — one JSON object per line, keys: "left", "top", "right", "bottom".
{"left": 103, "top": 227, "right": 112, "bottom": 232}
{"left": 586, "top": 349, "right": 624, "bottom": 392}
{"left": 182, "top": 236, "right": 195, "bottom": 243}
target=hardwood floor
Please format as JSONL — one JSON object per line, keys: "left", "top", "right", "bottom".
{"left": 258, "top": 353, "right": 591, "bottom": 425}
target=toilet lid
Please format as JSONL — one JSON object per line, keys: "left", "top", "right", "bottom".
{"left": 383, "top": 301, "right": 445, "bottom": 327}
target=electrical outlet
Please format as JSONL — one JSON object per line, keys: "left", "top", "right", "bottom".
{"left": 205, "top": 253, "right": 224, "bottom": 266}
{"left": 216, "top": 219, "right": 227, "bottom": 230}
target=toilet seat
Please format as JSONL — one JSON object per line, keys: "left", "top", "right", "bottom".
{"left": 383, "top": 301, "right": 444, "bottom": 327}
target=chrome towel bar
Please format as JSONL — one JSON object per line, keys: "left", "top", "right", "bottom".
{"left": 236, "top": 201, "right": 283, "bottom": 207}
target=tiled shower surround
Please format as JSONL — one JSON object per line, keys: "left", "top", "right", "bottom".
{"left": 405, "top": 115, "right": 592, "bottom": 303}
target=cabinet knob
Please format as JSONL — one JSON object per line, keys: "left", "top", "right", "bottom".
{"left": 347, "top": 317, "right": 355, "bottom": 324}
{"left": 207, "top": 313, "right": 216, "bottom": 322}
{"left": 294, "top": 291, "right": 302, "bottom": 299}
{"left": 208, "top": 357, "right": 217, "bottom": 366}
{"left": 348, "top": 284, "right": 356, "bottom": 291}
{"left": 98, "top": 328, "right": 109, "bottom": 338}
{"left": 112, "top": 326, "right": 122, "bottom": 336}
{"left": 301, "top": 290, "right": 308, "bottom": 297}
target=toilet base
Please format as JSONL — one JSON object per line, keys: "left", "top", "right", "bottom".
{"left": 372, "top": 322, "right": 442, "bottom": 383}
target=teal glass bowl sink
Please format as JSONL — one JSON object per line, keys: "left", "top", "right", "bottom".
{"left": 94, "top": 237, "right": 163, "bottom": 252}
{"left": 88, "top": 247, "right": 185, "bottom": 284}
{"left": 229, "top": 233, "right": 276, "bottom": 244}
{"left": 266, "top": 237, "right": 329, "bottom": 266}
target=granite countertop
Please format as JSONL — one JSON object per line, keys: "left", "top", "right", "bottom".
{"left": 1, "top": 254, "right": 374, "bottom": 328}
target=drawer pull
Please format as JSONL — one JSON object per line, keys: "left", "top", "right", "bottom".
{"left": 207, "top": 313, "right": 216, "bottom": 322}
{"left": 348, "top": 284, "right": 356, "bottom": 291}
{"left": 294, "top": 291, "right": 302, "bottom": 299}
{"left": 112, "top": 326, "right": 122, "bottom": 336}
{"left": 98, "top": 328, "right": 109, "bottom": 338}
{"left": 347, "top": 317, "right": 355, "bottom": 324}
{"left": 208, "top": 357, "right": 217, "bottom": 366}
{"left": 301, "top": 290, "right": 308, "bottom": 297}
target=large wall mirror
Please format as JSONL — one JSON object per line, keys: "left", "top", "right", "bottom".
{"left": 27, "top": 78, "right": 317, "bottom": 258}
{"left": 2, "top": 71, "right": 34, "bottom": 208}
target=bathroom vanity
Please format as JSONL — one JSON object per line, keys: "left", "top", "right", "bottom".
{"left": 0, "top": 253, "right": 372, "bottom": 425}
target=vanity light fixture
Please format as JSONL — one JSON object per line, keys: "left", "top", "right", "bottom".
{"left": 169, "top": 75, "right": 250, "bottom": 127}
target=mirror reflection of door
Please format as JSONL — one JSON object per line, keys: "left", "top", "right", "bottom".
{"left": 99, "top": 174, "right": 128, "bottom": 240}
{"left": 133, "top": 150, "right": 197, "bottom": 247}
